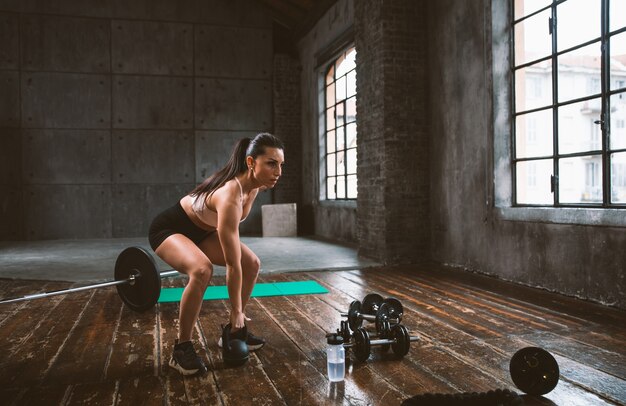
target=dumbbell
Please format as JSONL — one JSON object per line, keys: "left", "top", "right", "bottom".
{"left": 360, "top": 293, "right": 404, "bottom": 323}
{"left": 341, "top": 297, "right": 404, "bottom": 334}
{"left": 345, "top": 324, "right": 420, "bottom": 362}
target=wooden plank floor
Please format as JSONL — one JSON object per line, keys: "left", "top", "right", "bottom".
{"left": 1, "top": 264, "right": 625, "bottom": 405}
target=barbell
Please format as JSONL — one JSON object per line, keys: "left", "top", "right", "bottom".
{"left": 0, "top": 246, "right": 175, "bottom": 312}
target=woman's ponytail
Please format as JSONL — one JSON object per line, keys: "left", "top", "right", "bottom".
{"left": 190, "top": 133, "right": 283, "bottom": 204}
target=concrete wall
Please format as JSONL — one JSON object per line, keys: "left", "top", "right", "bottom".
{"left": 428, "top": 0, "right": 626, "bottom": 308}
{"left": 0, "top": 0, "right": 273, "bottom": 240}
{"left": 297, "top": 0, "right": 356, "bottom": 242}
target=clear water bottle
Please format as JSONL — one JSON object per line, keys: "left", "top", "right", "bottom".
{"left": 326, "top": 333, "right": 345, "bottom": 382}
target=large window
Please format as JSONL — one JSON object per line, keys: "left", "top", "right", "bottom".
{"left": 512, "top": 0, "right": 626, "bottom": 207}
{"left": 323, "top": 47, "right": 357, "bottom": 200}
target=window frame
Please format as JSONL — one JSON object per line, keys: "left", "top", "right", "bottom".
{"left": 511, "top": 0, "right": 626, "bottom": 208}
{"left": 320, "top": 45, "right": 357, "bottom": 201}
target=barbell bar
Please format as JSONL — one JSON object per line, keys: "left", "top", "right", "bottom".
{"left": 0, "top": 246, "right": 178, "bottom": 312}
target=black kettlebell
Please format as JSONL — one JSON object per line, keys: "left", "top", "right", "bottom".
{"left": 222, "top": 323, "right": 250, "bottom": 367}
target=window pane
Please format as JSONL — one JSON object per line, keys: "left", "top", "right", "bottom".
{"left": 347, "top": 174, "right": 357, "bottom": 199}
{"left": 326, "top": 82, "right": 335, "bottom": 108}
{"left": 326, "top": 65, "right": 334, "bottom": 85}
{"left": 558, "top": 98, "right": 602, "bottom": 154}
{"left": 327, "top": 176, "right": 336, "bottom": 199}
{"left": 326, "top": 130, "right": 336, "bottom": 153}
{"left": 346, "top": 96, "right": 356, "bottom": 123}
{"left": 347, "top": 148, "right": 357, "bottom": 174}
{"left": 336, "top": 126, "right": 345, "bottom": 150}
{"left": 611, "top": 152, "right": 626, "bottom": 203}
{"left": 610, "top": 31, "right": 626, "bottom": 91}
{"left": 326, "top": 106, "right": 335, "bottom": 130}
{"left": 515, "top": 60, "right": 553, "bottom": 112}
{"left": 611, "top": 92, "right": 626, "bottom": 149}
{"left": 336, "top": 101, "right": 345, "bottom": 127}
{"left": 514, "top": 8, "right": 552, "bottom": 66}
{"left": 336, "top": 75, "right": 346, "bottom": 101}
{"left": 337, "top": 151, "right": 345, "bottom": 175}
{"left": 559, "top": 155, "right": 603, "bottom": 203}
{"left": 516, "top": 159, "right": 553, "bottom": 204}
{"left": 557, "top": 0, "right": 601, "bottom": 52}
{"left": 327, "top": 153, "right": 336, "bottom": 176}
{"left": 610, "top": 0, "right": 626, "bottom": 33}
{"left": 557, "top": 42, "right": 601, "bottom": 103}
{"left": 347, "top": 70, "right": 356, "bottom": 98}
{"left": 515, "top": 109, "right": 553, "bottom": 158}
{"left": 347, "top": 122, "right": 357, "bottom": 148}
{"left": 337, "top": 176, "right": 346, "bottom": 198}
{"left": 335, "top": 48, "right": 355, "bottom": 78}
{"left": 514, "top": 0, "right": 551, "bottom": 19}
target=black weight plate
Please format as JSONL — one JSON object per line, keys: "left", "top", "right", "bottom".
{"left": 391, "top": 324, "right": 410, "bottom": 358}
{"left": 382, "top": 297, "right": 404, "bottom": 322}
{"left": 114, "top": 246, "right": 161, "bottom": 312}
{"left": 348, "top": 300, "right": 363, "bottom": 331}
{"left": 353, "top": 327, "right": 371, "bottom": 362}
{"left": 380, "top": 343, "right": 391, "bottom": 353}
{"left": 510, "top": 347, "right": 560, "bottom": 395}
{"left": 375, "top": 302, "right": 390, "bottom": 334}
{"left": 362, "top": 293, "right": 383, "bottom": 314}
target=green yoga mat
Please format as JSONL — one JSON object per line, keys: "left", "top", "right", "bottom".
{"left": 158, "top": 280, "right": 328, "bottom": 303}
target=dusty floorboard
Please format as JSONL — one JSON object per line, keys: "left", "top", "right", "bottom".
{"left": 0, "top": 264, "right": 624, "bottom": 406}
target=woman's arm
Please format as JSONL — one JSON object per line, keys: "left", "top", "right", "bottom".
{"left": 215, "top": 196, "right": 246, "bottom": 329}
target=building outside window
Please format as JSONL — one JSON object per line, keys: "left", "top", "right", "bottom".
{"left": 322, "top": 47, "right": 357, "bottom": 200}
{"left": 512, "top": 0, "right": 626, "bottom": 206}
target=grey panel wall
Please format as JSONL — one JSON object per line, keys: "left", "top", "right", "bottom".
{"left": 0, "top": 0, "right": 273, "bottom": 240}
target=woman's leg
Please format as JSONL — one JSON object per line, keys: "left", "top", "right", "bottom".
{"left": 155, "top": 234, "right": 213, "bottom": 342}
{"left": 197, "top": 233, "right": 260, "bottom": 315}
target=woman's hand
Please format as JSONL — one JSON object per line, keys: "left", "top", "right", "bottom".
{"left": 230, "top": 311, "right": 246, "bottom": 330}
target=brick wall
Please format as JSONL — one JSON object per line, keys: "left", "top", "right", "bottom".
{"left": 272, "top": 54, "right": 302, "bottom": 216}
{"left": 355, "top": 0, "right": 429, "bottom": 263}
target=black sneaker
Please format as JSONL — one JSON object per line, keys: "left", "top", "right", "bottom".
{"left": 169, "top": 339, "right": 207, "bottom": 376}
{"left": 217, "top": 325, "right": 266, "bottom": 351}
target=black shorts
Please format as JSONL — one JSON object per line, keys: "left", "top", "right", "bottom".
{"left": 148, "top": 202, "right": 214, "bottom": 251}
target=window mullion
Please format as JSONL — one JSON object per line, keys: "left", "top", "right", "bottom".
{"left": 552, "top": 3, "right": 559, "bottom": 206}
{"left": 602, "top": 0, "right": 608, "bottom": 205}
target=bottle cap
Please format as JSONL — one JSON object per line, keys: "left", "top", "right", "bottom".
{"left": 326, "top": 332, "right": 344, "bottom": 345}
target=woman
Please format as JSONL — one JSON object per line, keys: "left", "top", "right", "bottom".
{"left": 148, "top": 133, "right": 284, "bottom": 375}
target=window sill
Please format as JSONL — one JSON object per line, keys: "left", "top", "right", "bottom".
{"left": 495, "top": 206, "right": 626, "bottom": 227}
{"left": 318, "top": 199, "right": 357, "bottom": 209}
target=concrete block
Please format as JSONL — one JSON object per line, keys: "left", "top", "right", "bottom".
{"left": 262, "top": 203, "right": 297, "bottom": 237}
{"left": 112, "top": 183, "right": 193, "bottom": 237}
{"left": 195, "top": 25, "right": 271, "bottom": 79}
{"left": 0, "top": 128, "right": 21, "bottom": 184}
{"left": 195, "top": 78, "right": 271, "bottom": 130}
{"left": 0, "top": 185, "right": 23, "bottom": 239}
{"left": 112, "top": 20, "right": 193, "bottom": 76}
{"left": 22, "top": 129, "right": 110, "bottom": 184}
{"left": 21, "top": 0, "right": 111, "bottom": 18}
{"left": 23, "top": 185, "right": 111, "bottom": 239}
{"left": 21, "top": 15, "right": 109, "bottom": 73}
{"left": 195, "top": 130, "right": 258, "bottom": 182}
{"left": 113, "top": 75, "right": 193, "bottom": 129}
{"left": 22, "top": 72, "right": 110, "bottom": 128}
{"left": 0, "top": 13, "right": 18, "bottom": 69}
{"left": 112, "top": 130, "right": 194, "bottom": 183}
{"left": 0, "top": 71, "right": 20, "bottom": 127}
